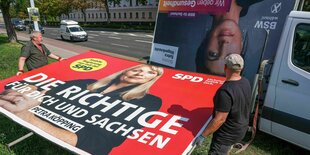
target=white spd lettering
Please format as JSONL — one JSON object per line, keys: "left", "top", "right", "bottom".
{"left": 172, "top": 73, "right": 203, "bottom": 82}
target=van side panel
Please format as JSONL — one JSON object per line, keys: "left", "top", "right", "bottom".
{"left": 261, "top": 12, "right": 310, "bottom": 150}
{"left": 259, "top": 16, "right": 294, "bottom": 134}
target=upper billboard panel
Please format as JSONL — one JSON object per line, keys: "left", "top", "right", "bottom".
{"left": 151, "top": 0, "right": 296, "bottom": 85}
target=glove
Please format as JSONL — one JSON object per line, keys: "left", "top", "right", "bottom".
{"left": 16, "top": 71, "right": 23, "bottom": 76}
{"left": 194, "top": 135, "right": 205, "bottom": 146}
{"left": 17, "top": 69, "right": 24, "bottom": 75}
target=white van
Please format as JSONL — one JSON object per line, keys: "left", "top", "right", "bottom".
{"left": 60, "top": 20, "right": 88, "bottom": 41}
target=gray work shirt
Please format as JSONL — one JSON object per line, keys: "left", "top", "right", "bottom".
{"left": 21, "top": 41, "right": 51, "bottom": 71}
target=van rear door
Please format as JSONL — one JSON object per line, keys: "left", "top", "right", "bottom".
{"left": 268, "top": 12, "right": 310, "bottom": 150}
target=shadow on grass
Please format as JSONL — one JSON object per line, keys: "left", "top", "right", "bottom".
{"left": 231, "top": 130, "right": 310, "bottom": 155}
{"left": 192, "top": 130, "right": 310, "bottom": 155}
{"left": 17, "top": 40, "right": 27, "bottom": 46}
{"left": 0, "top": 34, "right": 27, "bottom": 46}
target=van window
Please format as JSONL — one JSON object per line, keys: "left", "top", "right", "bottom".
{"left": 292, "top": 24, "right": 310, "bottom": 73}
{"left": 66, "top": 28, "right": 70, "bottom": 33}
{"left": 69, "top": 27, "right": 84, "bottom": 32}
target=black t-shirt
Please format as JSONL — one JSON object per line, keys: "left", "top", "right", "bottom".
{"left": 212, "top": 77, "right": 251, "bottom": 145}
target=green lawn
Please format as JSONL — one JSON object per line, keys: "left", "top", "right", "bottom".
{"left": 0, "top": 34, "right": 309, "bottom": 155}
{"left": 0, "top": 37, "right": 21, "bottom": 80}
{"left": 0, "top": 34, "right": 73, "bottom": 155}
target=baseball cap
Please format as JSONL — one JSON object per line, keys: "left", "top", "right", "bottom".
{"left": 224, "top": 54, "right": 244, "bottom": 70}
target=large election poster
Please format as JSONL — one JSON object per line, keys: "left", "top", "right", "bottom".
{"left": 0, "top": 51, "right": 224, "bottom": 155}
{"left": 150, "top": 0, "right": 297, "bottom": 85}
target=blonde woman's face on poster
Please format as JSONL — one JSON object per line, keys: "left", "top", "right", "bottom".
{"left": 120, "top": 66, "right": 159, "bottom": 84}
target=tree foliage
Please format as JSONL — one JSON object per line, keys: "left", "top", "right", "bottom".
{"left": 73, "top": 0, "right": 91, "bottom": 22}
{"left": 12, "top": 0, "right": 28, "bottom": 19}
{"left": 136, "top": 0, "right": 147, "bottom": 5}
{"left": 6, "top": 0, "right": 149, "bottom": 25}
{"left": 34, "top": 0, "right": 73, "bottom": 21}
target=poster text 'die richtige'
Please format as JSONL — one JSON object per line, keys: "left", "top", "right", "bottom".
{"left": 5, "top": 73, "right": 190, "bottom": 149}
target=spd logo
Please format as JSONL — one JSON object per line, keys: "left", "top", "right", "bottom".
{"left": 70, "top": 58, "right": 107, "bottom": 72}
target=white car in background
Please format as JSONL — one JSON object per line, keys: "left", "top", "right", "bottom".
{"left": 60, "top": 20, "right": 88, "bottom": 42}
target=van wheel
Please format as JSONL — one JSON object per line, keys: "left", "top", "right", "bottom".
{"left": 61, "top": 35, "right": 64, "bottom": 40}
{"left": 70, "top": 36, "right": 73, "bottom": 41}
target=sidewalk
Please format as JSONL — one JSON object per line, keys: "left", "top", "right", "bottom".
{"left": 0, "top": 28, "right": 144, "bottom": 62}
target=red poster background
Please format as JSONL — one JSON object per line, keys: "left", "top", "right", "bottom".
{"left": 0, "top": 51, "right": 225, "bottom": 154}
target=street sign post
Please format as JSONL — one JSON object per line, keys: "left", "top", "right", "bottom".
{"left": 28, "top": 0, "right": 39, "bottom": 31}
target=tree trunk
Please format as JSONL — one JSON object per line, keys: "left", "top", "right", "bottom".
{"left": 103, "top": 0, "right": 110, "bottom": 24}
{"left": 0, "top": 2, "right": 17, "bottom": 43}
{"left": 82, "top": 10, "right": 87, "bottom": 23}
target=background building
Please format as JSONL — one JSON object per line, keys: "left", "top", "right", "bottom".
{"left": 60, "top": 0, "right": 158, "bottom": 23}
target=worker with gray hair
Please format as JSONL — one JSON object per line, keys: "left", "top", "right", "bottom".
{"left": 17, "top": 31, "right": 64, "bottom": 75}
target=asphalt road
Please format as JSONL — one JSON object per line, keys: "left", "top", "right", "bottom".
{"left": 49, "top": 27, "right": 153, "bottom": 59}
{"left": 19, "top": 26, "right": 154, "bottom": 59}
